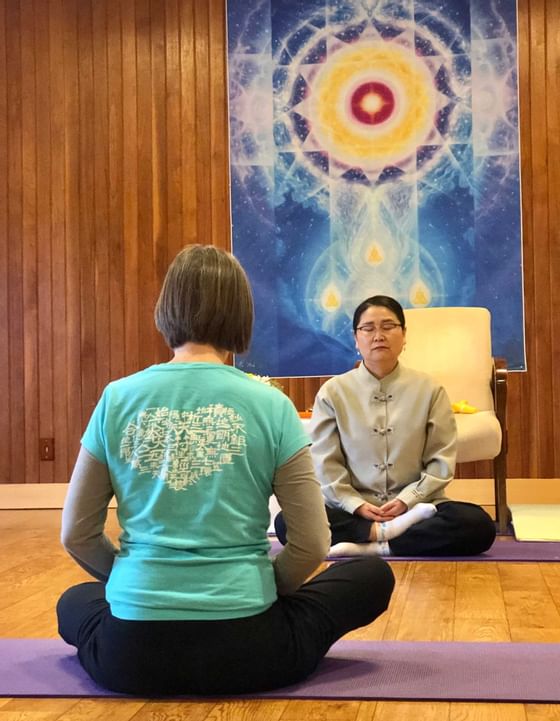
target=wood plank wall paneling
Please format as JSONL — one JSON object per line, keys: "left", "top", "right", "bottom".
{"left": 527, "top": 0, "right": 554, "bottom": 476}
{"left": 63, "top": 0, "right": 83, "bottom": 481}
{"left": 35, "top": 0, "right": 54, "bottom": 484}
{"left": 0, "top": 0, "right": 559, "bottom": 484}
{"left": 0, "top": 0, "right": 8, "bottom": 486}
{"left": 50, "top": 0, "right": 68, "bottom": 482}
{"left": 5, "top": 0, "right": 25, "bottom": 485}
{"left": 547, "top": 0, "right": 560, "bottom": 474}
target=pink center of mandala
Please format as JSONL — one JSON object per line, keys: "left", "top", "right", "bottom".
{"left": 350, "top": 82, "right": 395, "bottom": 125}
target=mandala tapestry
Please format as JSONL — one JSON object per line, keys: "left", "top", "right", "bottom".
{"left": 227, "top": 0, "right": 524, "bottom": 375}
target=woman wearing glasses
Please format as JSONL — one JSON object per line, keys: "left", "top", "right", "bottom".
{"left": 276, "top": 295, "right": 496, "bottom": 557}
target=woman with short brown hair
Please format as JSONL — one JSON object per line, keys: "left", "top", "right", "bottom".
{"left": 57, "top": 245, "right": 394, "bottom": 696}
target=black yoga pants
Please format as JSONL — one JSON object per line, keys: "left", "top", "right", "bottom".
{"left": 275, "top": 501, "right": 496, "bottom": 556}
{"left": 57, "top": 556, "right": 395, "bottom": 696}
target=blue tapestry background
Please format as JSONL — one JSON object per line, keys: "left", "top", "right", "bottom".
{"left": 227, "top": 0, "right": 524, "bottom": 376}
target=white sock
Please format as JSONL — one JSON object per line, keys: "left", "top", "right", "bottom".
{"left": 328, "top": 541, "right": 391, "bottom": 558}
{"left": 376, "top": 502, "right": 437, "bottom": 542}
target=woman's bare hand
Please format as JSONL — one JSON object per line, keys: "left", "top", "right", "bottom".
{"left": 378, "top": 498, "right": 408, "bottom": 519}
{"left": 354, "top": 502, "right": 388, "bottom": 522}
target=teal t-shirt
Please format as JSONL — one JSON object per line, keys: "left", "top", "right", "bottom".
{"left": 81, "top": 363, "right": 309, "bottom": 620}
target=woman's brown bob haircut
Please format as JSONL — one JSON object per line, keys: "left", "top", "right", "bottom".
{"left": 154, "top": 245, "right": 254, "bottom": 353}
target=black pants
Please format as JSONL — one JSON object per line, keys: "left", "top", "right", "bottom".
{"left": 275, "top": 501, "right": 496, "bottom": 557}
{"left": 57, "top": 557, "right": 394, "bottom": 696}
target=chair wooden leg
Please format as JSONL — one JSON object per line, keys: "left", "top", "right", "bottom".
{"left": 492, "top": 359, "right": 509, "bottom": 534}
{"left": 493, "top": 451, "right": 509, "bottom": 534}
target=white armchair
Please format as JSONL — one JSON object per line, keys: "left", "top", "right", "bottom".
{"left": 401, "top": 307, "right": 508, "bottom": 532}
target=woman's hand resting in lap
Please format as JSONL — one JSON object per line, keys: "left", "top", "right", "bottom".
{"left": 354, "top": 498, "right": 408, "bottom": 522}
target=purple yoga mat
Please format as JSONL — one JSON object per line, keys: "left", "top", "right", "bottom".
{"left": 268, "top": 536, "right": 560, "bottom": 561}
{"left": 2, "top": 638, "right": 560, "bottom": 702}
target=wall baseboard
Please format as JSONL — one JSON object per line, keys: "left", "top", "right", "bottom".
{"left": 446, "top": 478, "right": 560, "bottom": 505}
{"left": 0, "top": 478, "right": 558, "bottom": 510}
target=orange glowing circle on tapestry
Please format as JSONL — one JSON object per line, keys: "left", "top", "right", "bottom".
{"left": 309, "top": 41, "right": 437, "bottom": 169}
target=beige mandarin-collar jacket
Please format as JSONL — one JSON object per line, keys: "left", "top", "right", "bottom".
{"left": 309, "top": 362, "right": 457, "bottom": 514}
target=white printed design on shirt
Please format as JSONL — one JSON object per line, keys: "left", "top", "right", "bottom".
{"left": 119, "top": 404, "right": 247, "bottom": 490}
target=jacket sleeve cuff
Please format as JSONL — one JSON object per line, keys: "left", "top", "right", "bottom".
{"left": 342, "top": 495, "right": 368, "bottom": 515}
{"left": 395, "top": 488, "right": 421, "bottom": 509}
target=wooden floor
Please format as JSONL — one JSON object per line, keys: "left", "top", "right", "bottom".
{"left": 2, "top": 509, "right": 560, "bottom": 720}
